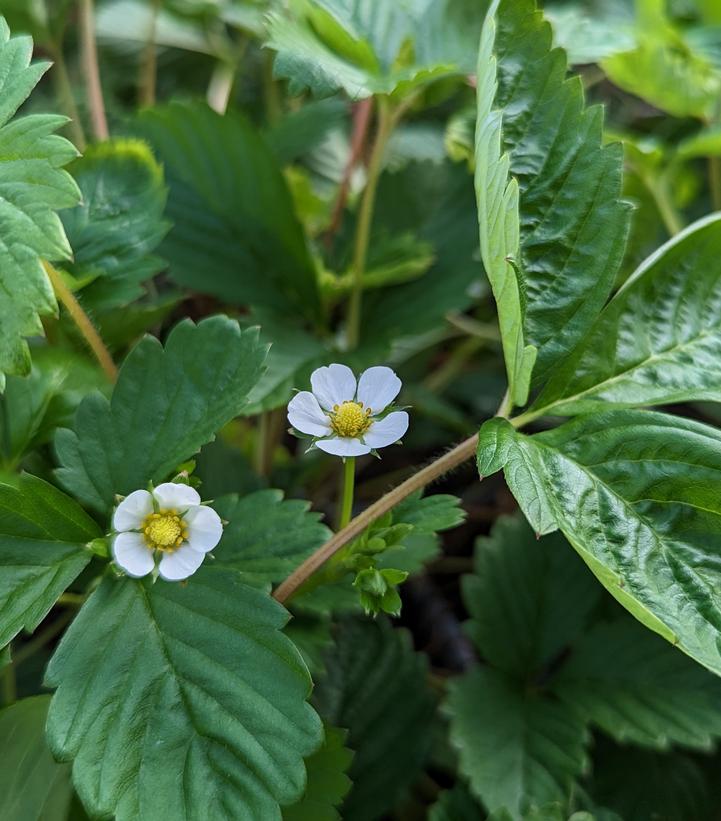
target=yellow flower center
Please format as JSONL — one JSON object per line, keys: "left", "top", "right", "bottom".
{"left": 331, "top": 401, "right": 371, "bottom": 438}
{"left": 143, "top": 510, "right": 188, "bottom": 553}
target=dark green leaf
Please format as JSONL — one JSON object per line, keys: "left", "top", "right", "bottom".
{"left": 531, "top": 214, "right": 721, "bottom": 417}
{"left": 315, "top": 617, "right": 435, "bottom": 821}
{"left": 555, "top": 619, "right": 721, "bottom": 750}
{"left": 283, "top": 725, "right": 353, "bottom": 821}
{"left": 55, "top": 316, "right": 267, "bottom": 514}
{"left": 429, "top": 785, "right": 483, "bottom": 821}
{"left": 476, "top": 411, "right": 721, "bottom": 677}
{"left": 212, "top": 490, "right": 330, "bottom": 584}
{"left": 487, "top": 0, "right": 630, "bottom": 393}
{"left": 0, "top": 18, "right": 80, "bottom": 386}
{"left": 0, "top": 474, "right": 97, "bottom": 647}
{"left": 60, "top": 139, "right": 170, "bottom": 309}
{"left": 464, "top": 515, "right": 601, "bottom": 677}
{"left": 0, "top": 696, "right": 73, "bottom": 821}
{"left": 136, "top": 102, "right": 322, "bottom": 324}
{"left": 46, "top": 570, "right": 322, "bottom": 820}
{"left": 447, "top": 667, "right": 588, "bottom": 819}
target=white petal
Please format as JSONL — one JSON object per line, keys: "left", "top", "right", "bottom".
{"left": 158, "top": 544, "right": 205, "bottom": 581}
{"left": 112, "top": 489, "right": 153, "bottom": 532}
{"left": 153, "top": 482, "right": 200, "bottom": 511}
{"left": 356, "top": 366, "right": 402, "bottom": 414}
{"left": 315, "top": 437, "right": 371, "bottom": 457}
{"left": 310, "top": 364, "right": 356, "bottom": 410}
{"left": 287, "top": 391, "right": 332, "bottom": 437}
{"left": 364, "top": 411, "right": 409, "bottom": 449}
{"left": 113, "top": 532, "right": 154, "bottom": 578}
{"left": 185, "top": 505, "right": 224, "bottom": 553}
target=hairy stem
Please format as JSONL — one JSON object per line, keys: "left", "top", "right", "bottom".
{"left": 80, "top": 0, "right": 109, "bottom": 141}
{"left": 273, "top": 434, "right": 478, "bottom": 603}
{"left": 43, "top": 261, "right": 118, "bottom": 382}
{"left": 345, "top": 97, "right": 394, "bottom": 349}
{"left": 337, "top": 457, "right": 356, "bottom": 529}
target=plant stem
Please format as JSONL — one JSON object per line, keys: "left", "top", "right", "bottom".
{"left": 43, "top": 261, "right": 118, "bottom": 382}
{"left": 345, "top": 97, "right": 394, "bottom": 349}
{"left": 274, "top": 434, "right": 478, "bottom": 603}
{"left": 1, "top": 655, "right": 16, "bottom": 706}
{"left": 649, "top": 175, "right": 683, "bottom": 236}
{"left": 337, "top": 457, "right": 356, "bottom": 529}
{"left": 139, "top": 0, "right": 162, "bottom": 107}
{"left": 80, "top": 0, "right": 109, "bottom": 141}
{"left": 207, "top": 60, "right": 237, "bottom": 114}
{"left": 9, "top": 611, "right": 74, "bottom": 670}
{"left": 51, "top": 45, "right": 87, "bottom": 150}
{"left": 325, "top": 98, "right": 373, "bottom": 248}
{"left": 710, "top": 156, "right": 721, "bottom": 211}
{"left": 262, "top": 50, "right": 281, "bottom": 125}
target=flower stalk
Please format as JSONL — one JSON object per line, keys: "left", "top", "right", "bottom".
{"left": 80, "top": 0, "right": 109, "bottom": 141}
{"left": 338, "top": 457, "right": 356, "bottom": 529}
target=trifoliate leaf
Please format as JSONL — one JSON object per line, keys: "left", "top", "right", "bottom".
{"left": 0, "top": 696, "right": 73, "bottom": 821}
{"left": 0, "top": 17, "right": 81, "bottom": 387}
{"left": 135, "top": 102, "right": 322, "bottom": 325}
{"left": 55, "top": 316, "right": 267, "bottom": 514}
{"left": 555, "top": 619, "right": 721, "bottom": 751}
{"left": 483, "top": 0, "right": 630, "bottom": 393}
{"left": 532, "top": 214, "right": 721, "bottom": 416}
{"left": 46, "top": 570, "right": 322, "bottom": 821}
{"left": 283, "top": 725, "right": 353, "bottom": 821}
{"left": 464, "top": 515, "right": 602, "bottom": 677}
{"left": 315, "top": 617, "right": 435, "bottom": 821}
{"left": 476, "top": 411, "right": 721, "bottom": 677}
{"left": 60, "top": 139, "right": 170, "bottom": 310}
{"left": 0, "top": 474, "right": 97, "bottom": 648}
{"left": 447, "top": 667, "right": 588, "bottom": 820}
{"left": 212, "top": 490, "right": 330, "bottom": 584}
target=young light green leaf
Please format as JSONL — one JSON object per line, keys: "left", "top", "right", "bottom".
{"left": 485, "top": 0, "right": 630, "bottom": 393}
{"left": 555, "top": 619, "right": 721, "bottom": 751}
{"left": 393, "top": 491, "right": 466, "bottom": 534}
{"left": 55, "top": 316, "right": 267, "bottom": 514}
{"left": 464, "top": 515, "right": 602, "bottom": 677}
{"left": 60, "top": 139, "right": 170, "bottom": 310}
{"left": 283, "top": 725, "right": 353, "bottom": 821}
{"left": 447, "top": 667, "right": 588, "bottom": 820}
{"left": 476, "top": 410, "right": 721, "bottom": 677}
{"left": 531, "top": 214, "right": 721, "bottom": 417}
{"left": 212, "top": 490, "right": 330, "bottom": 584}
{"left": 315, "top": 617, "right": 435, "bottom": 821}
{"left": 46, "top": 570, "right": 322, "bottom": 821}
{"left": 135, "top": 102, "right": 322, "bottom": 324}
{"left": 474, "top": 0, "right": 535, "bottom": 407}
{"left": 0, "top": 474, "right": 98, "bottom": 648}
{"left": 0, "top": 696, "right": 73, "bottom": 821}
{"left": 0, "top": 17, "right": 81, "bottom": 387}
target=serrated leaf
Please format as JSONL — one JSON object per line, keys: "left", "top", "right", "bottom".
{"left": 0, "top": 696, "right": 73, "bottom": 821}
{"left": 45, "top": 569, "right": 322, "bottom": 821}
{"left": 283, "top": 725, "right": 353, "bottom": 821}
{"left": 135, "top": 102, "right": 322, "bottom": 324}
{"left": 555, "top": 619, "right": 721, "bottom": 751}
{"left": 55, "top": 316, "right": 267, "bottom": 514}
{"left": 212, "top": 490, "right": 330, "bottom": 584}
{"left": 474, "top": 0, "right": 535, "bottom": 407}
{"left": 531, "top": 214, "right": 721, "bottom": 417}
{"left": 315, "top": 617, "right": 435, "bottom": 821}
{"left": 0, "top": 474, "right": 97, "bottom": 647}
{"left": 486, "top": 0, "right": 630, "bottom": 393}
{"left": 464, "top": 515, "right": 602, "bottom": 677}
{"left": 447, "top": 666, "right": 588, "bottom": 820}
{"left": 476, "top": 410, "right": 721, "bottom": 677}
{"left": 60, "top": 139, "right": 170, "bottom": 310}
{"left": 393, "top": 491, "right": 466, "bottom": 534}
{"left": 266, "top": 0, "right": 479, "bottom": 100}
{"left": 0, "top": 17, "right": 81, "bottom": 386}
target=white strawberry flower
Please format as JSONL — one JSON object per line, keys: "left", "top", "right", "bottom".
{"left": 288, "top": 364, "right": 409, "bottom": 457}
{"left": 111, "top": 482, "right": 223, "bottom": 581}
